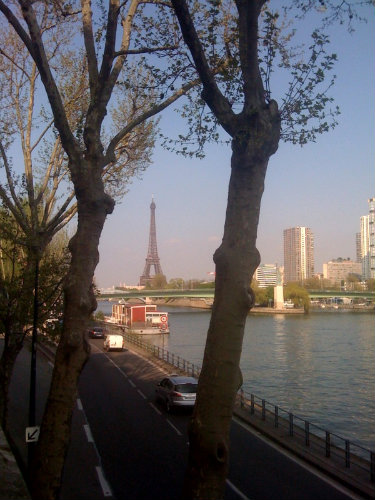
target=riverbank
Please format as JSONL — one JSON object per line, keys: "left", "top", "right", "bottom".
{"left": 154, "top": 297, "right": 305, "bottom": 313}
{"left": 152, "top": 297, "right": 374, "bottom": 313}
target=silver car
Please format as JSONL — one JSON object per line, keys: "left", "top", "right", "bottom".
{"left": 155, "top": 375, "right": 198, "bottom": 412}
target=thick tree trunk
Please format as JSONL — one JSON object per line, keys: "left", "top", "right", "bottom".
{"left": 184, "top": 107, "right": 280, "bottom": 498}
{"left": 29, "top": 177, "right": 114, "bottom": 500}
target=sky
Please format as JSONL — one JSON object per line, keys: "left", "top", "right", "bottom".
{"left": 94, "top": 9, "right": 375, "bottom": 288}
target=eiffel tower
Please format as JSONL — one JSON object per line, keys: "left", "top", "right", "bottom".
{"left": 139, "top": 197, "right": 163, "bottom": 286}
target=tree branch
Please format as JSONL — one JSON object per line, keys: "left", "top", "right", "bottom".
{"left": 0, "top": 139, "right": 28, "bottom": 225}
{"left": 13, "top": 1, "right": 80, "bottom": 165}
{"left": 234, "top": 0, "right": 265, "bottom": 110}
{"left": 114, "top": 44, "right": 179, "bottom": 56}
{"left": 80, "top": 0, "right": 99, "bottom": 93}
{"left": 171, "top": 0, "right": 236, "bottom": 136}
{"left": 106, "top": 76, "right": 200, "bottom": 162}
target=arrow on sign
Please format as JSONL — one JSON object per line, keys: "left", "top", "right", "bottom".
{"left": 25, "top": 426, "right": 40, "bottom": 443}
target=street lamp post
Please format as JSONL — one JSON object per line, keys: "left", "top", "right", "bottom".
{"left": 28, "top": 255, "right": 39, "bottom": 467}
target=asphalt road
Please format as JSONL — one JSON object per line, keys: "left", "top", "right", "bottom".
{"left": 5, "top": 338, "right": 367, "bottom": 500}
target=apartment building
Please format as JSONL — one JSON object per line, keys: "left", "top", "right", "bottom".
{"left": 283, "top": 227, "right": 314, "bottom": 283}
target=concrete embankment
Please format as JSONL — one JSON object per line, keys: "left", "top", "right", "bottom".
{"left": 154, "top": 297, "right": 305, "bottom": 314}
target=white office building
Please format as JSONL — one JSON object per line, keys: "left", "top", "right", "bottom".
{"left": 359, "top": 198, "right": 375, "bottom": 280}
{"left": 255, "top": 264, "right": 282, "bottom": 288}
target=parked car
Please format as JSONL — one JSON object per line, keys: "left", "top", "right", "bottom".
{"left": 155, "top": 375, "right": 198, "bottom": 412}
{"left": 88, "top": 327, "right": 105, "bottom": 338}
{"left": 103, "top": 334, "right": 124, "bottom": 351}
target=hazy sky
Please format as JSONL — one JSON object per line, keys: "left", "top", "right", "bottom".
{"left": 95, "top": 9, "right": 374, "bottom": 288}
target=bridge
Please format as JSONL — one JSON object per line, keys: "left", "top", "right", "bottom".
{"left": 99, "top": 289, "right": 215, "bottom": 300}
{"left": 98, "top": 288, "right": 375, "bottom": 301}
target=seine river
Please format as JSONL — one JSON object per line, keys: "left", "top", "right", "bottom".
{"left": 98, "top": 301, "right": 374, "bottom": 452}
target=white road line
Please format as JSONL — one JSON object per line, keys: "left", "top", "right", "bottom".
{"left": 166, "top": 419, "right": 183, "bottom": 436}
{"left": 128, "top": 379, "right": 136, "bottom": 388}
{"left": 77, "top": 398, "right": 83, "bottom": 411}
{"left": 226, "top": 479, "right": 252, "bottom": 500}
{"left": 233, "top": 416, "right": 365, "bottom": 500}
{"left": 95, "top": 466, "right": 113, "bottom": 497}
{"left": 101, "top": 350, "right": 128, "bottom": 377}
{"left": 137, "top": 389, "right": 147, "bottom": 399}
{"left": 149, "top": 403, "right": 162, "bottom": 415}
{"left": 83, "top": 424, "right": 94, "bottom": 443}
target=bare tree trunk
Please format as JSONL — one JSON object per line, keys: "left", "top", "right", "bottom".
{"left": 29, "top": 175, "right": 114, "bottom": 500}
{"left": 184, "top": 133, "right": 275, "bottom": 499}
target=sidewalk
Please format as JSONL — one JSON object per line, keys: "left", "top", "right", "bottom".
{"left": 0, "top": 427, "right": 30, "bottom": 500}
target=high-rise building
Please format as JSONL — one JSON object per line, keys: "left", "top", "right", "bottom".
{"left": 360, "top": 215, "right": 370, "bottom": 279}
{"left": 359, "top": 198, "right": 375, "bottom": 280}
{"left": 355, "top": 232, "right": 362, "bottom": 263}
{"left": 369, "top": 198, "right": 375, "bottom": 279}
{"left": 283, "top": 227, "right": 314, "bottom": 283}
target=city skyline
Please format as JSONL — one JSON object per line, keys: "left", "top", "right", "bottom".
{"left": 97, "top": 192, "right": 374, "bottom": 288}
{"left": 94, "top": 12, "right": 374, "bottom": 288}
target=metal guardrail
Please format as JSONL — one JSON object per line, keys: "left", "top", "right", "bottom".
{"left": 237, "top": 391, "right": 375, "bottom": 484}
{"left": 113, "top": 326, "right": 374, "bottom": 485}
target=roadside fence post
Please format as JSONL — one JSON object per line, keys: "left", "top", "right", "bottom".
{"left": 251, "top": 394, "right": 255, "bottom": 415}
{"left": 371, "top": 452, "right": 375, "bottom": 482}
{"left": 262, "top": 399, "right": 266, "bottom": 421}
{"left": 305, "top": 421, "right": 310, "bottom": 446}
{"left": 275, "top": 406, "right": 278, "bottom": 428}
{"left": 289, "top": 413, "right": 294, "bottom": 436}
{"left": 345, "top": 440, "right": 350, "bottom": 468}
{"left": 326, "top": 432, "right": 331, "bottom": 458}
{"left": 240, "top": 389, "right": 244, "bottom": 409}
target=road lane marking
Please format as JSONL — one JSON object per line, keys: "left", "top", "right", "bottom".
{"left": 149, "top": 403, "right": 162, "bottom": 415}
{"left": 83, "top": 424, "right": 94, "bottom": 443}
{"left": 128, "top": 379, "right": 136, "bottom": 388}
{"left": 233, "top": 416, "right": 365, "bottom": 500}
{"left": 226, "top": 479, "right": 252, "bottom": 500}
{"left": 166, "top": 419, "right": 182, "bottom": 436}
{"left": 77, "top": 398, "right": 83, "bottom": 411}
{"left": 137, "top": 389, "right": 147, "bottom": 399}
{"left": 95, "top": 466, "right": 113, "bottom": 497}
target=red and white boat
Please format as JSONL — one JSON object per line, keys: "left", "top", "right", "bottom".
{"left": 111, "top": 299, "right": 169, "bottom": 334}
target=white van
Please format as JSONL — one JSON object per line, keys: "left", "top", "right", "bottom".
{"left": 104, "top": 334, "right": 124, "bottom": 351}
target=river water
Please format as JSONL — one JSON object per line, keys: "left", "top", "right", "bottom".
{"left": 97, "top": 301, "right": 374, "bottom": 451}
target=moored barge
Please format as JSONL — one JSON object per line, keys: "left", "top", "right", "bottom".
{"left": 110, "top": 298, "right": 169, "bottom": 334}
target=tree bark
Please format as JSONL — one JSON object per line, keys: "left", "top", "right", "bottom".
{"left": 29, "top": 165, "right": 114, "bottom": 500}
{"left": 184, "top": 103, "right": 280, "bottom": 499}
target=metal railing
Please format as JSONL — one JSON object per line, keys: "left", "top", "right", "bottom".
{"left": 106, "top": 324, "right": 374, "bottom": 485}
{"left": 237, "top": 391, "right": 375, "bottom": 484}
